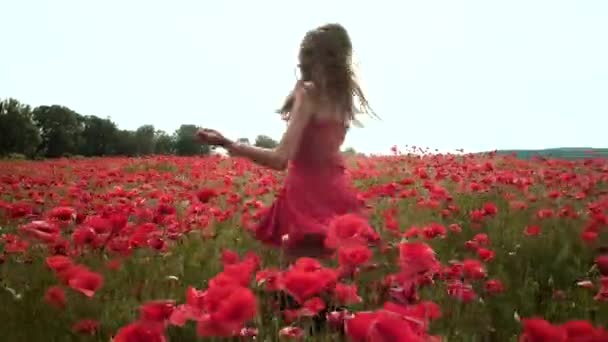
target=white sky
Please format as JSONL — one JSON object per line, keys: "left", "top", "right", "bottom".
{"left": 1, "top": 0, "right": 607, "bottom": 154}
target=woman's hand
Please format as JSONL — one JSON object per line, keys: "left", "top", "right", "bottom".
{"left": 196, "top": 128, "right": 232, "bottom": 147}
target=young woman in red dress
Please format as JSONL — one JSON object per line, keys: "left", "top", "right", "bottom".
{"left": 197, "top": 23, "right": 377, "bottom": 259}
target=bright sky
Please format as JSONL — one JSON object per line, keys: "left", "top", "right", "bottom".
{"left": 1, "top": 1, "right": 607, "bottom": 154}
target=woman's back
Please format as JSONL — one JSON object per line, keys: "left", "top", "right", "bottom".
{"left": 290, "top": 117, "right": 347, "bottom": 173}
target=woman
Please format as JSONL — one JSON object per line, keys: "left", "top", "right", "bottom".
{"left": 197, "top": 23, "right": 377, "bottom": 258}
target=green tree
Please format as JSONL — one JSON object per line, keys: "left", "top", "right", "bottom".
{"left": 0, "top": 98, "right": 41, "bottom": 157}
{"left": 78, "top": 115, "right": 118, "bottom": 156}
{"left": 173, "top": 124, "right": 210, "bottom": 156}
{"left": 254, "top": 134, "right": 279, "bottom": 149}
{"left": 342, "top": 147, "right": 357, "bottom": 155}
{"left": 32, "top": 105, "right": 83, "bottom": 158}
{"left": 114, "top": 130, "right": 138, "bottom": 156}
{"left": 237, "top": 137, "right": 251, "bottom": 145}
{"left": 134, "top": 125, "right": 156, "bottom": 156}
{"left": 154, "top": 130, "right": 174, "bottom": 155}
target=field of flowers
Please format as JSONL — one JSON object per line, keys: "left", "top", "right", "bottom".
{"left": 1, "top": 151, "right": 607, "bottom": 341}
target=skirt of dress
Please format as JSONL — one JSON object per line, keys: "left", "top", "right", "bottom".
{"left": 253, "top": 168, "right": 362, "bottom": 258}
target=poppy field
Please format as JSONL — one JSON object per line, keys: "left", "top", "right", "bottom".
{"left": 1, "top": 151, "right": 607, "bottom": 341}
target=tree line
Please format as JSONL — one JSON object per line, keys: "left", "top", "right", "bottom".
{"left": 0, "top": 98, "right": 280, "bottom": 159}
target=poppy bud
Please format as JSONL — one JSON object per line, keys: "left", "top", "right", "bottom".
{"left": 596, "top": 255, "right": 608, "bottom": 276}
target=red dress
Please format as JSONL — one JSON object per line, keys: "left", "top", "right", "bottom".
{"left": 254, "top": 119, "right": 363, "bottom": 257}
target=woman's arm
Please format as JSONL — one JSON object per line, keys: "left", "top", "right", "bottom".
{"left": 225, "top": 82, "right": 314, "bottom": 171}
{"left": 225, "top": 142, "right": 287, "bottom": 171}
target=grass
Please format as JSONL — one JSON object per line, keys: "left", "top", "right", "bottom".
{"left": 0, "top": 153, "right": 607, "bottom": 341}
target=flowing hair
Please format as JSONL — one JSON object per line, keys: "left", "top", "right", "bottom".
{"left": 277, "top": 23, "right": 379, "bottom": 126}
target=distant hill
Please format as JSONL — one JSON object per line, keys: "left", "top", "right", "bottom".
{"left": 494, "top": 148, "right": 608, "bottom": 160}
